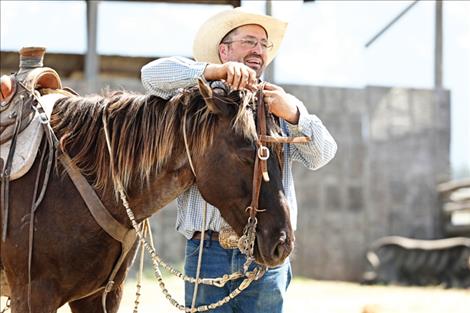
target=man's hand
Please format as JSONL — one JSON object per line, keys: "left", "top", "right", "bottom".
{"left": 204, "top": 62, "right": 258, "bottom": 91}
{"left": 263, "top": 83, "right": 300, "bottom": 125}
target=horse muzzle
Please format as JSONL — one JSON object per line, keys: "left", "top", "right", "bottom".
{"left": 255, "top": 229, "right": 294, "bottom": 267}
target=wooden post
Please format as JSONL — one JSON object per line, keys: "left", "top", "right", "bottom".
{"left": 263, "top": 0, "right": 275, "bottom": 83}
{"left": 86, "top": 1, "right": 99, "bottom": 93}
{"left": 434, "top": 0, "right": 443, "bottom": 89}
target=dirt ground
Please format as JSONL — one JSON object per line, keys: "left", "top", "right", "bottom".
{"left": 24, "top": 276, "right": 463, "bottom": 313}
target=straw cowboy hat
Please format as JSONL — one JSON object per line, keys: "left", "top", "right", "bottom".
{"left": 192, "top": 8, "right": 288, "bottom": 66}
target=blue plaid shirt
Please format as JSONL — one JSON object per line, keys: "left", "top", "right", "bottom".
{"left": 141, "top": 57, "right": 337, "bottom": 239}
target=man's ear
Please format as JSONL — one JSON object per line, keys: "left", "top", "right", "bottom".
{"left": 218, "top": 44, "right": 228, "bottom": 63}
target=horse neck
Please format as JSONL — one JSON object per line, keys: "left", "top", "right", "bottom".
{"left": 101, "top": 136, "right": 195, "bottom": 224}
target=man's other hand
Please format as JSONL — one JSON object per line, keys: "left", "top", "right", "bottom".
{"left": 263, "top": 83, "right": 300, "bottom": 125}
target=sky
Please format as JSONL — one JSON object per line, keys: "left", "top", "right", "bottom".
{"left": 1, "top": 0, "right": 469, "bottom": 177}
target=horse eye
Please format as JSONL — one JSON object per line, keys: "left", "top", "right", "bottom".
{"left": 213, "top": 87, "right": 225, "bottom": 96}
{"left": 238, "top": 143, "right": 255, "bottom": 159}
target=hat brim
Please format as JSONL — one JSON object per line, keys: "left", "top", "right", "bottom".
{"left": 192, "top": 8, "right": 287, "bottom": 66}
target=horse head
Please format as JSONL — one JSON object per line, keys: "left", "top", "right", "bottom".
{"left": 189, "top": 79, "right": 293, "bottom": 267}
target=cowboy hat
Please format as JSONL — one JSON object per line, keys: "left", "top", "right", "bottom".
{"left": 192, "top": 8, "right": 288, "bottom": 66}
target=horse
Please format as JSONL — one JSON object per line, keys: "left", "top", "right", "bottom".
{"left": 0, "top": 79, "right": 293, "bottom": 313}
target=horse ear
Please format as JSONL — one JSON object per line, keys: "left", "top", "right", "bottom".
{"left": 197, "top": 78, "right": 220, "bottom": 114}
{"left": 197, "top": 78, "right": 212, "bottom": 98}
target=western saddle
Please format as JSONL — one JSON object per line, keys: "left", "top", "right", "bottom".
{"left": 0, "top": 47, "right": 65, "bottom": 181}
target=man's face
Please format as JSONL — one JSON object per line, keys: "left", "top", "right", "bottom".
{"left": 219, "top": 24, "right": 269, "bottom": 78}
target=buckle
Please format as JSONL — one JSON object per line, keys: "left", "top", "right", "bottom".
{"left": 219, "top": 226, "right": 240, "bottom": 249}
{"left": 257, "top": 145, "right": 270, "bottom": 160}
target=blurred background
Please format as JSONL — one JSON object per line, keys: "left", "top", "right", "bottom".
{"left": 1, "top": 0, "right": 469, "bottom": 312}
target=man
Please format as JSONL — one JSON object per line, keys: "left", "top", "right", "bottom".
{"left": 141, "top": 8, "right": 337, "bottom": 313}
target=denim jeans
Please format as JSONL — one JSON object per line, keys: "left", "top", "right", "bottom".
{"left": 184, "top": 237, "right": 292, "bottom": 313}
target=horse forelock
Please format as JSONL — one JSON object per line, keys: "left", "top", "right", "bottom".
{"left": 50, "top": 86, "right": 258, "bottom": 194}
{"left": 232, "top": 90, "right": 257, "bottom": 141}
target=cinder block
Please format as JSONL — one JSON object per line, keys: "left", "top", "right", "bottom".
{"left": 347, "top": 185, "right": 363, "bottom": 212}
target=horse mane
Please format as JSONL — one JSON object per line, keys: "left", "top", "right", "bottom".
{"left": 50, "top": 84, "right": 258, "bottom": 192}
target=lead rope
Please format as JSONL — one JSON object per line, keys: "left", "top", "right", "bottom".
{"left": 182, "top": 104, "right": 208, "bottom": 311}
{"left": 182, "top": 110, "right": 196, "bottom": 176}
{"left": 191, "top": 201, "right": 208, "bottom": 312}
{"left": 133, "top": 219, "right": 150, "bottom": 313}
{"left": 183, "top": 109, "right": 208, "bottom": 312}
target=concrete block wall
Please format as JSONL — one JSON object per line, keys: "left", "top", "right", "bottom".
{"left": 61, "top": 79, "right": 451, "bottom": 281}
{"left": 284, "top": 84, "right": 450, "bottom": 281}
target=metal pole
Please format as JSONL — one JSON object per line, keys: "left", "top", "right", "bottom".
{"left": 365, "top": 0, "right": 420, "bottom": 48}
{"left": 434, "top": 0, "right": 443, "bottom": 89}
{"left": 263, "top": 0, "right": 275, "bottom": 82}
{"left": 86, "top": 0, "right": 99, "bottom": 92}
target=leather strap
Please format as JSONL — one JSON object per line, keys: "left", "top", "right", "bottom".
{"left": 259, "top": 134, "right": 310, "bottom": 143}
{"left": 101, "top": 226, "right": 137, "bottom": 312}
{"left": 247, "top": 88, "right": 311, "bottom": 219}
{"left": 246, "top": 90, "right": 270, "bottom": 218}
{"left": 27, "top": 139, "right": 48, "bottom": 313}
{"left": 1, "top": 98, "right": 24, "bottom": 241}
{"left": 24, "top": 90, "right": 59, "bottom": 313}
{"left": 58, "top": 153, "right": 132, "bottom": 243}
{"left": 59, "top": 152, "right": 137, "bottom": 309}
{"left": 256, "top": 89, "right": 269, "bottom": 182}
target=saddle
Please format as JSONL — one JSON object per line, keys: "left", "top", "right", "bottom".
{"left": 0, "top": 68, "right": 64, "bottom": 180}
{"left": 1, "top": 67, "right": 62, "bottom": 141}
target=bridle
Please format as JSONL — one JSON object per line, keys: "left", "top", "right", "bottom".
{"left": 183, "top": 86, "right": 309, "bottom": 269}
{"left": 180, "top": 86, "right": 310, "bottom": 311}
{"left": 238, "top": 86, "right": 310, "bottom": 268}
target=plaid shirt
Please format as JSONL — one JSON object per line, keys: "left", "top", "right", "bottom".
{"left": 141, "top": 57, "right": 337, "bottom": 239}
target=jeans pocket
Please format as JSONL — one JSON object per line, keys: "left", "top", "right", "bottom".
{"left": 185, "top": 239, "right": 202, "bottom": 259}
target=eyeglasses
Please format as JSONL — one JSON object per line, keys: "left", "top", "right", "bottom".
{"left": 222, "top": 38, "right": 274, "bottom": 51}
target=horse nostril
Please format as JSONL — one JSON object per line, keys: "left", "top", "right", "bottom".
{"left": 271, "top": 230, "right": 292, "bottom": 261}
{"left": 279, "top": 231, "right": 287, "bottom": 245}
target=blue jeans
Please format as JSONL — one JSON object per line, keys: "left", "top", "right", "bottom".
{"left": 184, "top": 237, "right": 292, "bottom": 313}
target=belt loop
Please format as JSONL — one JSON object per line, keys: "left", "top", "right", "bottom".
{"left": 205, "top": 230, "right": 212, "bottom": 248}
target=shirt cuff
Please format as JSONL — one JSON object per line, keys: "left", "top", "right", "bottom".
{"left": 187, "top": 61, "right": 208, "bottom": 83}
{"left": 285, "top": 95, "right": 314, "bottom": 137}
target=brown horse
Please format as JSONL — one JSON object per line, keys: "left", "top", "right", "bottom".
{"left": 0, "top": 80, "right": 293, "bottom": 313}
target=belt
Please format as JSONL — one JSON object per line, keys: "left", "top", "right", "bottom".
{"left": 191, "top": 227, "right": 240, "bottom": 249}
{"left": 192, "top": 231, "right": 219, "bottom": 241}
